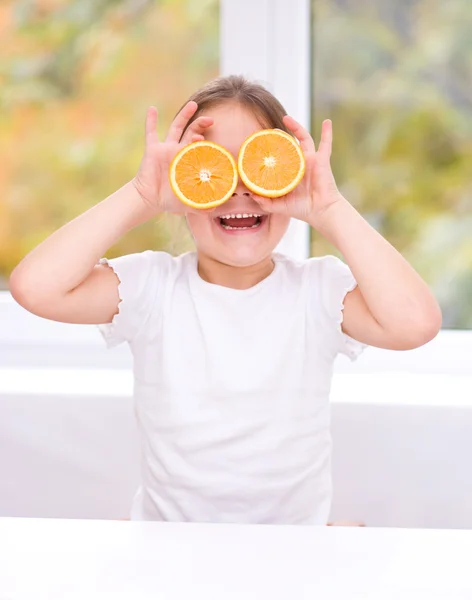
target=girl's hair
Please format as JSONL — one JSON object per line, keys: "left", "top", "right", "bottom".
{"left": 178, "top": 75, "right": 290, "bottom": 140}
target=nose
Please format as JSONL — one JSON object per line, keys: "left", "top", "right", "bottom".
{"left": 232, "top": 180, "right": 252, "bottom": 197}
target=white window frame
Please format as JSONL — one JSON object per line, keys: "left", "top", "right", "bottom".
{"left": 1, "top": 0, "right": 471, "bottom": 372}
{"left": 219, "top": 0, "right": 472, "bottom": 373}
{"left": 220, "top": 0, "right": 311, "bottom": 261}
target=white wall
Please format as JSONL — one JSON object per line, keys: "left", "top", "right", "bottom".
{"left": 2, "top": 362, "right": 472, "bottom": 528}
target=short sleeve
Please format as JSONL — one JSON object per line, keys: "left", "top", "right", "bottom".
{"left": 97, "top": 250, "right": 161, "bottom": 348}
{"left": 317, "top": 255, "right": 367, "bottom": 361}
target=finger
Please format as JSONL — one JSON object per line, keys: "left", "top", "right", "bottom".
{"left": 190, "top": 134, "right": 205, "bottom": 143}
{"left": 145, "top": 106, "right": 159, "bottom": 143}
{"left": 283, "top": 115, "right": 316, "bottom": 153}
{"left": 318, "top": 119, "right": 332, "bottom": 159}
{"left": 165, "top": 101, "right": 199, "bottom": 143}
{"left": 181, "top": 116, "right": 214, "bottom": 144}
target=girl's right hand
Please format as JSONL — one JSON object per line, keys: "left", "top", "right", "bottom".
{"left": 133, "top": 101, "right": 214, "bottom": 214}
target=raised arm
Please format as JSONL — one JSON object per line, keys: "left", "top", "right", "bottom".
{"left": 254, "top": 116, "right": 442, "bottom": 351}
{"left": 312, "top": 196, "right": 442, "bottom": 350}
{"left": 9, "top": 102, "right": 213, "bottom": 325}
{"left": 9, "top": 181, "right": 155, "bottom": 324}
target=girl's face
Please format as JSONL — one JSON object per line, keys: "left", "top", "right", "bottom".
{"left": 186, "top": 102, "right": 290, "bottom": 268}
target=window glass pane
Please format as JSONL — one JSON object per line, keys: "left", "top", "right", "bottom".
{"left": 0, "top": 0, "right": 219, "bottom": 290}
{"left": 311, "top": 0, "right": 472, "bottom": 329}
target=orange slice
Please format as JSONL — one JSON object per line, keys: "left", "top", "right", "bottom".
{"left": 238, "top": 129, "right": 305, "bottom": 198}
{"left": 169, "top": 141, "right": 238, "bottom": 209}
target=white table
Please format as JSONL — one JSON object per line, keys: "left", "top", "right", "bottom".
{"left": 1, "top": 518, "right": 471, "bottom": 599}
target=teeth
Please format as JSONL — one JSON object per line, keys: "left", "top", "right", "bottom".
{"left": 219, "top": 213, "right": 262, "bottom": 219}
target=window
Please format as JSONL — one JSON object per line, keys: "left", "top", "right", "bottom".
{"left": 0, "top": 0, "right": 220, "bottom": 290}
{"left": 311, "top": 0, "right": 472, "bottom": 329}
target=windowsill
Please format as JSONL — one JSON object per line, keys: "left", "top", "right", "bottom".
{"left": 2, "top": 367, "right": 472, "bottom": 407}
{"left": 2, "top": 291, "right": 471, "bottom": 375}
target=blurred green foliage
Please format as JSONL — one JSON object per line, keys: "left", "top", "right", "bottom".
{"left": 0, "top": 0, "right": 218, "bottom": 286}
{"left": 311, "top": 0, "right": 472, "bottom": 328}
{"left": 1, "top": 0, "right": 471, "bottom": 328}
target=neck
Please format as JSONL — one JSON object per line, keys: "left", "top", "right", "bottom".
{"left": 197, "top": 253, "right": 275, "bottom": 290}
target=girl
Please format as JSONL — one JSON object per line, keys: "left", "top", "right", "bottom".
{"left": 10, "top": 75, "right": 441, "bottom": 525}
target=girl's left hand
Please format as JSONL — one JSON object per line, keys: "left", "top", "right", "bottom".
{"left": 253, "top": 117, "right": 344, "bottom": 227}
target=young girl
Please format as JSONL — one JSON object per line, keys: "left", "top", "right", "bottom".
{"left": 10, "top": 75, "right": 441, "bottom": 525}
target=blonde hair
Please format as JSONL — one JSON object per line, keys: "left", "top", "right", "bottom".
{"left": 178, "top": 74, "right": 290, "bottom": 140}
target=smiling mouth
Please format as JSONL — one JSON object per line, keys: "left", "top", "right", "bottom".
{"left": 216, "top": 213, "right": 266, "bottom": 231}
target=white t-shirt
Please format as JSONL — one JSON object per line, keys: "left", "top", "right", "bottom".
{"left": 99, "top": 251, "right": 366, "bottom": 525}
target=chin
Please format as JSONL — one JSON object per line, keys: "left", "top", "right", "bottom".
{"left": 218, "top": 248, "right": 272, "bottom": 268}
{"left": 188, "top": 211, "right": 290, "bottom": 268}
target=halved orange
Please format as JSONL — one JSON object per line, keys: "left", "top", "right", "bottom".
{"left": 169, "top": 141, "right": 238, "bottom": 209}
{"left": 238, "top": 129, "right": 305, "bottom": 198}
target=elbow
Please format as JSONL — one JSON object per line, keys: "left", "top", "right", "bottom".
{"left": 415, "top": 309, "right": 442, "bottom": 347}
{"left": 10, "top": 264, "right": 74, "bottom": 322}
{"left": 9, "top": 265, "right": 42, "bottom": 313}
{"left": 427, "top": 301, "right": 443, "bottom": 339}
{"left": 398, "top": 302, "right": 442, "bottom": 350}
{"left": 9, "top": 266, "right": 30, "bottom": 308}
